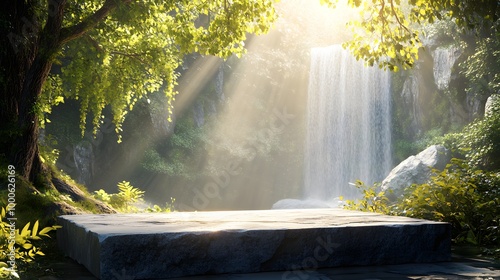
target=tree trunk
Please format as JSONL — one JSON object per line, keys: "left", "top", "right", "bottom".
{"left": 1, "top": 0, "right": 121, "bottom": 182}
{"left": 0, "top": 51, "right": 48, "bottom": 182}
{"left": 15, "top": 57, "right": 52, "bottom": 181}
{"left": 1, "top": 0, "right": 65, "bottom": 181}
{"left": 1, "top": 2, "right": 38, "bottom": 180}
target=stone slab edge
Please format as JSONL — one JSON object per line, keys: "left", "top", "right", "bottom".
{"left": 57, "top": 216, "right": 451, "bottom": 279}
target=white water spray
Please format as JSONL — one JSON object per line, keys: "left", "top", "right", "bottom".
{"left": 304, "top": 45, "right": 392, "bottom": 201}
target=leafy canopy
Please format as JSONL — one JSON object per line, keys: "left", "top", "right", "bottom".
{"left": 41, "top": 0, "right": 277, "bottom": 139}
{"left": 320, "top": 0, "right": 499, "bottom": 71}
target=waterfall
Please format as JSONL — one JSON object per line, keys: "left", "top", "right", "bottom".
{"left": 304, "top": 45, "right": 392, "bottom": 201}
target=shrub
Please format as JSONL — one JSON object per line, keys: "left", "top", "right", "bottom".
{"left": 344, "top": 159, "right": 500, "bottom": 257}
{"left": 396, "top": 159, "right": 500, "bottom": 246}
{"left": 0, "top": 207, "right": 61, "bottom": 278}
{"left": 459, "top": 108, "right": 500, "bottom": 170}
{"left": 343, "top": 180, "right": 392, "bottom": 214}
{"left": 440, "top": 98, "right": 500, "bottom": 171}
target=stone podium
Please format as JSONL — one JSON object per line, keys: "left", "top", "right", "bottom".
{"left": 57, "top": 209, "right": 450, "bottom": 279}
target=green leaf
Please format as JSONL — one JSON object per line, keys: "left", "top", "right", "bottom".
{"left": 38, "top": 226, "right": 56, "bottom": 237}
{"left": 21, "top": 222, "right": 31, "bottom": 237}
{"left": 32, "top": 221, "right": 39, "bottom": 238}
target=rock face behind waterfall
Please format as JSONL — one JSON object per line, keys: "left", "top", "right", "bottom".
{"left": 485, "top": 94, "right": 500, "bottom": 117}
{"left": 381, "top": 145, "right": 452, "bottom": 198}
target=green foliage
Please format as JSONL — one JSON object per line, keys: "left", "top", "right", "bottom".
{"left": 141, "top": 149, "right": 179, "bottom": 175}
{"left": 393, "top": 139, "right": 417, "bottom": 163}
{"left": 320, "top": 0, "right": 499, "bottom": 71}
{"left": 393, "top": 133, "right": 433, "bottom": 161}
{"left": 344, "top": 160, "right": 500, "bottom": 256}
{"left": 144, "top": 198, "right": 176, "bottom": 213}
{"left": 141, "top": 116, "right": 206, "bottom": 179}
{"left": 38, "top": 135, "right": 60, "bottom": 166}
{"left": 440, "top": 99, "right": 500, "bottom": 170}
{"left": 93, "top": 181, "right": 145, "bottom": 212}
{"left": 461, "top": 33, "right": 500, "bottom": 98}
{"left": 460, "top": 114, "right": 500, "bottom": 170}
{"left": 345, "top": 0, "right": 421, "bottom": 71}
{"left": 343, "top": 180, "right": 392, "bottom": 214}
{"left": 396, "top": 159, "right": 500, "bottom": 246}
{"left": 0, "top": 207, "right": 61, "bottom": 278}
{"left": 41, "top": 0, "right": 278, "bottom": 139}
{"left": 93, "top": 181, "right": 175, "bottom": 213}
{"left": 92, "top": 189, "right": 111, "bottom": 203}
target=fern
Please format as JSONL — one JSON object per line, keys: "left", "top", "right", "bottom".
{"left": 93, "top": 182, "right": 176, "bottom": 213}
{"left": 93, "top": 181, "right": 145, "bottom": 212}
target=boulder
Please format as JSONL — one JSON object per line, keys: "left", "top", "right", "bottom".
{"left": 381, "top": 145, "right": 451, "bottom": 198}
{"left": 416, "top": 144, "right": 452, "bottom": 170}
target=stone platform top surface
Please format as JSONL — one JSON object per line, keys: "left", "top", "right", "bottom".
{"left": 60, "top": 208, "right": 444, "bottom": 238}
{"left": 58, "top": 208, "right": 451, "bottom": 279}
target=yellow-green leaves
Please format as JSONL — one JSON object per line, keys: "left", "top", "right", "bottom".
{"left": 42, "top": 0, "right": 278, "bottom": 140}
{"left": 0, "top": 207, "right": 61, "bottom": 278}
{"left": 343, "top": 180, "right": 392, "bottom": 214}
{"left": 93, "top": 182, "right": 175, "bottom": 212}
{"left": 324, "top": 0, "right": 498, "bottom": 72}
{"left": 93, "top": 181, "right": 145, "bottom": 212}
{"left": 387, "top": 47, "right": 396, "bottom": 59}
{"left": 338, "top": 0, "right": 422, "bottom": 71}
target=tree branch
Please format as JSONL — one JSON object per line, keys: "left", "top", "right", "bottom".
{"left": 59, "top": 0, "right": 131, "bottom": 45}
{"left": 85, "top": 34, "right": 103, "bottom": 52}
{"left": 379, "top": 0, "right": 388, "bottom": 42}
{"left": 39, "top": 0, "right": 66, "bottom": 53}
{"left": 111, "top": 50, "right": 150, "bottom": 67}
{"left": 389, "top": 0, "right": 411, "bottom": 34}
{"left": 85, "top": 34, "right": 149, "bottom": 66}
{"left": 111, "top": 51, "right": 147, "bottom": 57}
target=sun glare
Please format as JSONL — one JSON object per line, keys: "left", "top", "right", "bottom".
{"left": 132, "top": 0, "right": 361, "bottom": 209}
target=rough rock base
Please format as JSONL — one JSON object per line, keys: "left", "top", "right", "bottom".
{"left": 57, "top": 209, "right": 451, "bottom": 279}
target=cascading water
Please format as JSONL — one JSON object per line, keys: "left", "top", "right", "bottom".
{"left": 304, "top": 45, "right": 392, "bottom": 201}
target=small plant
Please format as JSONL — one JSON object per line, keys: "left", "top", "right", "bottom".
{"left": 0, "top": 207, "right": 61, "bottom": 278}
{"left": 145, "top": 197, "right": 176, "bottom": 213}
{"left": 93, "top": 181, "right": 176, "bottom": 213}
{"left": 343, "top": 180, "right": 392, "bottom": 214}
{"left": 93, "top": 181, "right": 145, "bottom": 213}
